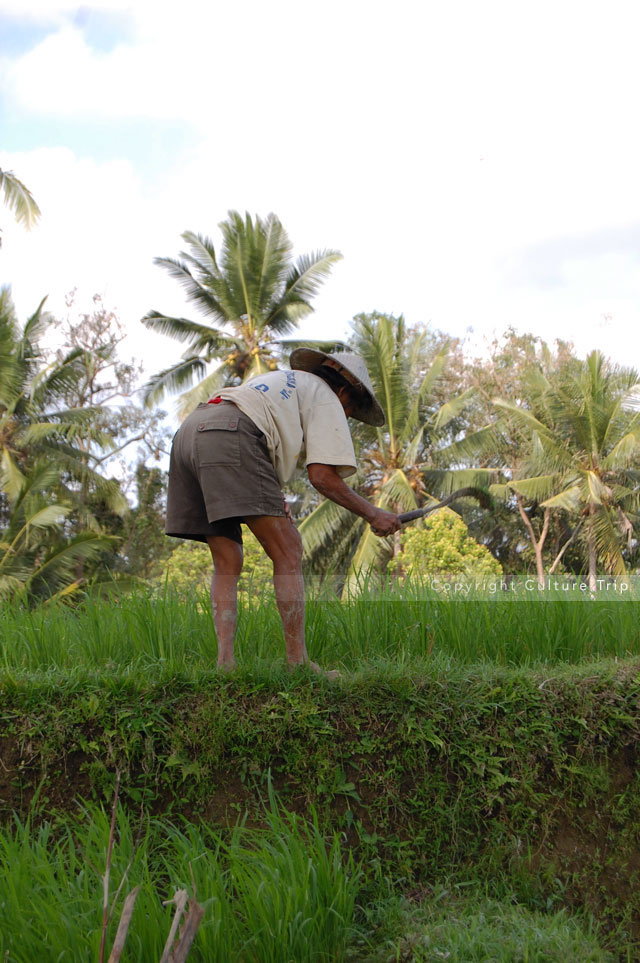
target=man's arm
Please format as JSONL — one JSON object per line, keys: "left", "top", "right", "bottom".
{"left": 307, "top": 463, "right": 401, "bottom": 537}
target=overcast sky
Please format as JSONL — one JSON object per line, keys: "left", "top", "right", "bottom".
{"left": 2, "top": 0, "right": 640, "bottom": 419}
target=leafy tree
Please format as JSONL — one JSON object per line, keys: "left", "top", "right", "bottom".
{"left": 142, "top": 211, "right": 342, "bottom": 415}
{"left": 299, "top": 313, "right": 475, "bottom": 593}
{"left": 388, "top": 510, "right": 502, "bottom": 583}
{"left": 49, "top": 293, "right": 170, "bottom": 576}
{"left": 54, "top": 292, "right": 169, "bottom": 472}
{"left": 118, "top": 464, "right": 172, "bottom": 580}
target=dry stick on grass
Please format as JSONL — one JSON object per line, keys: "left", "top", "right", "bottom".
{"left": 107, "top": 886, "right": 141, "bottom": 963}
{"left": 99, "top": 769, "right": 121, "bottom": 963}
{"left": 159, "top": 890, "right": 189, "bottom": 963}
{"left": 170, "top": 899, "right": 206, "bottom": 963}
{"left": 169, "top": 866, "right": 205, "bottom": 963}
{"left": 160, "top": 866, "right": 205, "bottom": 963}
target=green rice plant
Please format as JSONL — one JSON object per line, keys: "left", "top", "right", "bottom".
{"left": 1, "top": 575, "right": 640, "bottom": 677}
{"left": 229, "top": 811, "right": 360, "bottom": 962}
{"left": 0, "top": 805, "right": 157, "bottom": 962}
{"left": 0, "top": 798, "right": 360, "bottom": 962}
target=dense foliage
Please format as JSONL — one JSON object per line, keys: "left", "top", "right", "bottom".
{"left": 388, "top": 510, "right": 503, "bottom": 582}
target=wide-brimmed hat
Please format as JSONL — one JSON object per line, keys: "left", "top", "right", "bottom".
{"left": 289, "top": 349, "right": 385, "bottom": 426}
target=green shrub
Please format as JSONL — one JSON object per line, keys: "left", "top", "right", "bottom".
{"left": 156, "top": 530, "right": 273, "bottom": 599}
{"left": 388, "top": 510, "right": 502, "bottom": 582}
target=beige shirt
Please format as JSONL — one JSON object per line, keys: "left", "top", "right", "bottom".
{"left": 217, "top": 370, "right": 357, "bottom": 486}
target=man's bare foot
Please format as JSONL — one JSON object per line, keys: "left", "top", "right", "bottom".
{"left": 288, "top": 659, "right": 341, "bottom": 681}
{"left": 217, "top": 660, "right": 237, "bottom": 672}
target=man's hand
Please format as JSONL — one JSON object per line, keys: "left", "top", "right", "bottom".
{"left": 369, "top": 507, "right": 402, "bottom": 537}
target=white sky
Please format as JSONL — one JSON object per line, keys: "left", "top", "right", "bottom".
{"left": 2, "top": 0, "right": 640, "bottom": 425}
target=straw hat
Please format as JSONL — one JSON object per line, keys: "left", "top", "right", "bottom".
{"left": 289, "top": 349, "right": 385, "bottom": 426}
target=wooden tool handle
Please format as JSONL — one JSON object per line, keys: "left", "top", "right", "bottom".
{"left": 398, "top": 507, "right": 428, "bottom": 523}
{"left": 398, "top": 487, "right": 492, "bottom": 525}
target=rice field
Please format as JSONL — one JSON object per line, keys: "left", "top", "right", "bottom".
{"left": 0, "top": 800, "right": 360, "bottom": 963}
{"left": 0, "top": 802, "right": 612, "bottom": 963}
{"left": 1, "top": 579, "right": 639, "bottom": 677}
{"left": 1, "top": 582, "right": 637, "bottom": 961}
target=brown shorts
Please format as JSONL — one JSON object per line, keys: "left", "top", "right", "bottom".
{"left": 165, "top": 402, "right": 285, "bottom": 545}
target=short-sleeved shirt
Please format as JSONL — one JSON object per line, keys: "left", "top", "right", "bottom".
{"left": 217, "top": 369, "right": 357, "bottom": 486}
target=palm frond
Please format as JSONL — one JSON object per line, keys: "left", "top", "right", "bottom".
{"left": 417, "top": 345, "right": 448, "bottom": 401}
{"left": 176, "top": 363, "right": 230, "bottom": 420}
{"left": 0, "top": 573, "right": 27, "bottom": 601}
{"left": 343, "top": 524, "right": 391, "bottom": 598}
{"left": 433, "top": 425, "right": 502, "bottom": 467}
{"left": 540, "top": 485, "right": 582, "bottom": 512}
{"left": 585, "top": 470, "right": 608, "bottom": 505}
{"left": 141, "top": 310, "right": 228, "bottom": 349}
{"left": 378, "top": 468, "right": 419, "bottom": 512}
{"left": 0, "top": 168, "right": 41, "bottom": 229}
{"left": 298, "top": 497, "right": 353, "bottom": 558}
{"left": 586, "top": 505, "right": 627, "bottom": 577}
{"left": 150, "top": 258, "right": 229, "bottom": 324}
{"left": 20, "top": 297, "right": 50, "bottom": 346}
{"left": 268, "top": 250, "right": 343, "bottom": 331}
{"left": 492, "top": 398, "right": 554, "bottom": 437}
{"left": 142, "top": 356, "right": 208, "bottom": 406}
{"left": 433, "top": 387, "right": 475, "bottom": 431}
{"left": 0, "top": 448, "right": 26, "bottom": 501}
{"left": 27, "top": 532, "right": 114, "bottom": 592}
{"left": 181, "top": 230, "right": 219, "bottom": 275}
{"left": 423, "top": 468, "right": 500, "bottom": 496}
{"left": 602, "top": 425, "right": 640, "bottom": 470}
{"left": 402, "top": 426, "right": 425, "bottom": 473}
{"left": 30, "top": 349, "right": 86, "bottom": 401}
{"left": 508, "top": 475, "right": 559, "bottom": 502}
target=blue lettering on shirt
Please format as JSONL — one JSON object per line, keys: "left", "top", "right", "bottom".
{"left": 252, "top": 384, "right": 270, "bottom": 393}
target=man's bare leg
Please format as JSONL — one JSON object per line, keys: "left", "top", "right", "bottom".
{"left": 243, "top": 514, "right": 312, "bottom": 667}
{"left": 206, "top": 535, "right": 243, "bottom": 669}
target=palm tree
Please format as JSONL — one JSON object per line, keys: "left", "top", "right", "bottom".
{"left": 0, "top": 167, "right": 41, "bottom": 242}
{"left": 0, "top": 288, "right": 124, "bottom": 508}
{"left": 428, "top": 333, "right": 580, "bottom": 584}
{"left": 442, "top": 349, "right": 640, "bottom": 589}
{"left": 489, "top": 351, "right": 640, "bottom": 590}
{"left": 142, "top": 211, "right": 342, "bottom": 416}
{"left": 299, "top": 313, "right": 476, "bottom": 594}
{"left": 0, "top": 462, "right": 111, "bottom": 602}
{"left": 0, "top": 288, "right": 128, "bottom": 597}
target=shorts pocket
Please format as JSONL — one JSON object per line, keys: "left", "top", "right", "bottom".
{"left": 195, "top": 414, "right": 240, "bottom": 467}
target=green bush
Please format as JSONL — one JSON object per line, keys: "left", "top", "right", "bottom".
{"left": 156, "top": 531, "right": 273, "bottom": 599}
{"left": 389, "top": 510, "right": 502, "bottom": 582}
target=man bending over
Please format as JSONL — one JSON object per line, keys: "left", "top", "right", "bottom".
{"left": 165, "top": 349, "right": 401, "bottom": 674}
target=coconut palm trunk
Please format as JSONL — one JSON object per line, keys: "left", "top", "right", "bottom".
{"left": 588, "top": 503, "right": 598, "bottom": 593}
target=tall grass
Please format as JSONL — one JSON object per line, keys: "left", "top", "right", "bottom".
{"left": 0, "top": 805, "right": 614, "bottom": 962}
{"left": 0, "top": 800, "right": 360, "bottom": 963}
{"left": 1, "top": 579, "right": 639, "bottom": 676}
